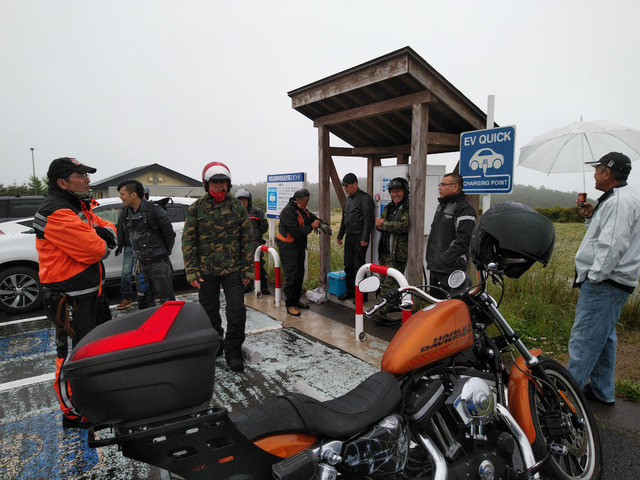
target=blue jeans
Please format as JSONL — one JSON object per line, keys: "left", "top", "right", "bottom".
{"left": 136, "top": 256, "right": 176, "bottom": 308}
{"left": 120, "top": 246, "right": 134, "bottom": 300}
{"left": 567, "top": 280, "right": 629, "bottom": 403}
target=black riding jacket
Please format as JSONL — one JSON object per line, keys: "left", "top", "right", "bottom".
{"left": 426, "top": 192, "right": 476, "bottom": 274}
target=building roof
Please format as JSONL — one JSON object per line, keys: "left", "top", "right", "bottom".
{"left": 288, "top": 46, "right": 494, "bottom": 155}
{"left": 91, "top": 163, "right": 201, "bottom": 188}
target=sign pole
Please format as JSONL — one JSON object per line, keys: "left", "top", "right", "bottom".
{"left": 482, "top": 95, "right": 495, "bottom": 214}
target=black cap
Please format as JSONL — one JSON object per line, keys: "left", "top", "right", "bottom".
{"left": 342, "top": 173, "right": 358, "bottom": 185}
{"left": 585, "top": 152, "right": 632, "bottom": 174}
{"left": 47, "top": 157, "right": 97, "bottom": 180}
{"left": 292, "top": 188, "right": 310, "bottom": 200}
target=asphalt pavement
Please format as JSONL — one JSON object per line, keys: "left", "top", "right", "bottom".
{"left": 1, "top": 284, "right": 639, "bottom": 479}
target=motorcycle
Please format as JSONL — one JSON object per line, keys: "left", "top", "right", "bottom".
{"left": 61, "top": 202, "right": 601, "bottom": 480}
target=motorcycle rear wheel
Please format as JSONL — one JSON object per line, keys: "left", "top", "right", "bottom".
{"left": 528, "top": 357, "right": 602, "bottom": 480}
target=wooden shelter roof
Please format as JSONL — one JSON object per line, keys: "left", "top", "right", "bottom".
{"left": 288, "top": 46, "right": 493, "bottom": 156}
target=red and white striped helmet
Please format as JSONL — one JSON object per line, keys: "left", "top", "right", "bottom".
{"left": 202, "top": 162, "right": 231, "bottom": 190}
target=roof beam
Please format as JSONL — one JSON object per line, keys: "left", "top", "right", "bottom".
{"left": 314, "top": 91, "right": 433, "bottom": 127}
{"left": 327, "top": 132, "right": 459, "bottom": 157}
{"left": 290, "top": 56, "right": 410, "bottom": 108}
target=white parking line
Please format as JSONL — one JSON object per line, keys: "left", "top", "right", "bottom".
{"left": 1, "top": 315, "right": 48, "bottom": 326}
{"left": 0, "top": 372, "right": 55, "bottom": 392}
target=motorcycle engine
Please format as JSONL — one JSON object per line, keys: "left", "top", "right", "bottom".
{"left": 446, "top": 377, "right": 496, "bottom": 425}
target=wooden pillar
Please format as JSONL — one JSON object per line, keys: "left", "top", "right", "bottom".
{"left": 408, "top": 102, "right": 429, "bottom": 286}
{"left": 366, "top": 157, "right": 380, "bottom": 195}
{"left": 318, "top": 126, "right": 331, "bottom": 285}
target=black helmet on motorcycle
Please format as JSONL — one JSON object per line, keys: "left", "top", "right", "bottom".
{"left": 469, "top": 201, "right": 555, "bottom": 278}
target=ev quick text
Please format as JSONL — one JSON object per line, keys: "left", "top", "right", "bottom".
{"left": 462, "top": 130, "right": 512, "bottom": 147}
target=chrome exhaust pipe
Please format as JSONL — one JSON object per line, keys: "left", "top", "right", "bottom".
{"left": 496, "top": 403, "right": 540, "bottom": 479}
{"left": 415, "top": 433, "right": 448, "bottom": 480}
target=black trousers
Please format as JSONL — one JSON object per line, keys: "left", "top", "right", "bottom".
{"left": 344, "top": 237, "right": 368, "bottom": 297}
{"left": 277, "top": 240, "right": 306, "bottom": 307}
{"left": 198, "top": 270, "right": 246, "bottom": 360}
{"left": 50, "top": 291, "right": 111, "bottom": 359}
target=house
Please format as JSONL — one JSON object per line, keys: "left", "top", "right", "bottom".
{"left": 91, "top": 163, "right": 202, "bottom": 199}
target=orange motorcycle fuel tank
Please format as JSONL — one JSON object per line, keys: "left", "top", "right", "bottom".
{"left": 381, "top": 299, "right": 473, "bottom": 376}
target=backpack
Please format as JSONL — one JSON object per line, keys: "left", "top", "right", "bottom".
{"left": 144, "top": 197, "right": 172, "bottom": 230}
{"left": 122, "top": 197, "right": 173, "bottom": 251}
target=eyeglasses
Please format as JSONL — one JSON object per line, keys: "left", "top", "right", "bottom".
{"left": 438, "top": 182, "right": 456, "bottom": 187}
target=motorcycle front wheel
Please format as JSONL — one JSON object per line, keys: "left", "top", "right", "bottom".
{"left": 528, "top": 357, "right": 602, "bottom": 480}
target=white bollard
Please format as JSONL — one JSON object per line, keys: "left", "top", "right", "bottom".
{"left": 241, "top": 342, "right": 263, "bottom": 363}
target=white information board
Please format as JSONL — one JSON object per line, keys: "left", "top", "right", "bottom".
{"left": 266, "top": 172, "right": 306, "bottom": 219}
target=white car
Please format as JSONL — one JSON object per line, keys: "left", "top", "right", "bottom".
{"left": 0, "top": 218, "right": 35, "bottom": 235}
{"left": 0, "top": 196, "right": 195, "bottom": 314}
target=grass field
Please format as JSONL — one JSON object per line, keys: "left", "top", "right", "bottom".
{"left": 271, "top": 217, "right": 639, "bottom": 342}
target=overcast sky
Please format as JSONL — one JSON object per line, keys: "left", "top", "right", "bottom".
{"left": 2, "top": 0, "right": 639, "bottom": 200}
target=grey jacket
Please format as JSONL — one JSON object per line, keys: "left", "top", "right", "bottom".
{"left": 575, "top": 183, "right": 640, "bottom": 291}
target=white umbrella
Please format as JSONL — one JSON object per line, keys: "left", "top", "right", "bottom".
{"left": 518, "top": 119, "right": 640, "bottom": 190}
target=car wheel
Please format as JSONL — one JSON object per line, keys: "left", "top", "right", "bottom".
{"left": 0, "top": 266, "right": 44, "bottom": 314}
{"left": 470, "top": 160, "right": 479, "bottom": 171}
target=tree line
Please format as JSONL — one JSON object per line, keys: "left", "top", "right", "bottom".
{"left": 0, "top": 177, "right": 587, "bottom": 223}
{"left": 233, "top": 181, "right": 591, "bottom": 213}
{"left": 0, "top": 176, "right": 48, "bottom": 197}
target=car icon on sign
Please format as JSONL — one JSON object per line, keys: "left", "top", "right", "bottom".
{"left": 469, "top": 148, "right": 504, "bottom": 172}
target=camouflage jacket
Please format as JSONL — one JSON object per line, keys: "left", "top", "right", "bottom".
{"left": 377, "top": 198, "right": 410, "bottom": 263}
{"left": 182, "top": 194, "right": 254, "bottom": 282}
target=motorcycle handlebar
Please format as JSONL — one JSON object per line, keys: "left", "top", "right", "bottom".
{"left": 396, "top": 285, "right": 444, "bottom": 304}
{"left": 363, "top": 269, "right": 496, "bottom": 318}
{"left": 363, "top": 286, "right": 443, "bottom": 318}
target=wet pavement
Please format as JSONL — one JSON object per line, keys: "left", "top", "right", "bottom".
{"left": 1, "top": 289, "right": 639, "bottom": 479}
{"left": 0, "top": 293, "right": 380, "bottom": 479}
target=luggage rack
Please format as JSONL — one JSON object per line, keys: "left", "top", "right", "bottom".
{"left": 88, "top": 407, "right": 280, "bottom": 480}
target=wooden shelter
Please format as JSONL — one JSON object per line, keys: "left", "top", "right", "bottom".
{"left": 288, "top": 47, "right": 491, "bottom": 286}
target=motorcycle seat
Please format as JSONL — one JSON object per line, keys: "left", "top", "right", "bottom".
{"left": 230, "top": 370, "right": 401, "bottom": 441}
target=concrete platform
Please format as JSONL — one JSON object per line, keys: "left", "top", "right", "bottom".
{"left": 244, "top": 292, "right": 397, "bottom": 369}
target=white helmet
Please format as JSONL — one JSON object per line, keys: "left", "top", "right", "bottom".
{"left": 202, "top": 162, "right": 231, "bottom": 190}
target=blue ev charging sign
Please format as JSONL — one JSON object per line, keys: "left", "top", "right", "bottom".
{"left": 459, "top": 126, "right": 516, "bottom": 193}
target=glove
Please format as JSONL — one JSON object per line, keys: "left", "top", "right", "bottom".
{"left": 94, "top": 226, "right": 117, "bottom": 249}
{"left": 114, "top": 246, "right": 123, "bottom": 256}
{"left": 319, "top": 220, "right": 332, "bottom": 236}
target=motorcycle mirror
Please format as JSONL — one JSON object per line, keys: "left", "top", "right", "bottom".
{"left": 358, "top": 275, "right": 381, "bottom": 293}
